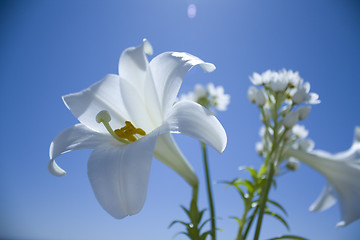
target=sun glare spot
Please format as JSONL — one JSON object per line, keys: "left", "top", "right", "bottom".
{"left": 187, "top": 4, "right": 197, "bottom": 19}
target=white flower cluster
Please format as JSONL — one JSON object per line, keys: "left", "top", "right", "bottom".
{"left": 248, "top": 69, "right": 320, "bottom": 107}
{"left": 250, "top": 69, "right": 318, "bottom": 171}
{"left": 181, "top": 83, "right": 230, "bottom": 111}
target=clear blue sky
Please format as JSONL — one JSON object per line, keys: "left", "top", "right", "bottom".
{"left": 1, "top": 0, "right": 360, "bottom": 239}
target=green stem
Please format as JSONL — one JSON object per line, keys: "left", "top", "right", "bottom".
{"left": 253, "top": 162, "right": 275, "bottom": 240}
{"left": 243, "top": 205, "right": 259, "bottom": 239}
{"left": 236, "top": 204, "right": 249, "bottom": 240}
{"left": 201, "top": 142, "right": 216, "bottom": 240}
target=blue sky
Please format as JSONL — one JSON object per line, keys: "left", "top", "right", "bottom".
{"left": 1, "top": 0, "right": 360, "bottom": 239}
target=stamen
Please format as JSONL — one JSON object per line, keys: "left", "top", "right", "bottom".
{"left": 96, "top": 110, "right": 146, "bottom": 143}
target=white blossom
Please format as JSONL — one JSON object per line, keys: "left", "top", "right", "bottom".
{"left": 48, "top": 39, "right": 227, "bottom": 219}
{"left": 285, "top": 126, "right": 360, "bottom": 227}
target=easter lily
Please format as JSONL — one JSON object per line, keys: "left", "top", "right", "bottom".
{"left": 285, "top": 126, "right": 360, "bottom": 227}
{"left": 48, "top": 39, "right": 227, "bottom": 219}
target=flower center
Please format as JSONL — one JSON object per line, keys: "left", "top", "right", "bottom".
{"left": 96, "top": 110, "right": 146, "bottom": 144}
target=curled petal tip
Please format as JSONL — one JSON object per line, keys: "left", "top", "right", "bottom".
{"left": 142, "top": 38, "right": 153, "bottom": 55}
{"left": 48, "top": 159, "right": 66, "bottom": 177}
{"left": 200, "top": 62, "right": 216, "bottom": 73}
{"left": 354, "top": 126, "right": 360, "bottom": 143}
{"left": 336, "top": 221, "right": 346, "bottom": 228}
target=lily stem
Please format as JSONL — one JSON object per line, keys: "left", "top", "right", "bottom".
{"left": 201, "top": 142, "right": 216, "bottom": 240}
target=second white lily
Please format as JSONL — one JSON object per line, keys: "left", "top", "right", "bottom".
{"left": 285, "top": 126, "right": 360, "bottom": 227}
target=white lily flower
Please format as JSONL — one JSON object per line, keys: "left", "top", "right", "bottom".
{"left": 285, "top": 126, "right": 360, "bottom": 227}
{"left": 48, "top": 39, "right": 227, "bottom": 219}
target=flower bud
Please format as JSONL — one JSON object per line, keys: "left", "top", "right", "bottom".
{"left": 292, "top": 88, "right": 307, "bottom": 104}
{"left": 255, "top": 142, "right": 264, "bottom": 156}
{"left": 260, "top": 108, "right": 271, "bottom": 123}
{"left": 247, "top": 86, "right": 258, "bottom": 103}
{"left": 255, "top": 89, "right": 266, "bottom": 107}
{"left": 283, "top": 111, "right": 299, "bottom": 129}
{"left": 284, "top": 129, "right": 293, "bottom": 140}
{"left": 298, "top": 138, "right": 315, "bottom": 152}
{"left": 297, "top": 106, "right": 311, "bottom": 120}
{"left": 286, "top": 158, "right": 300, "bottom": 171}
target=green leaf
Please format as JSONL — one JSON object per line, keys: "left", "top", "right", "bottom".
{"left": 272, "top": 179, "right": 277, "bottom": 189}
{"left": 180, "top": 205, "right": 191, "bottom": 218}
{"left": 267, "top": 234, "right": 308, "bottom": 240}
{"left": 267, "top": 199, "right": 288, "bottom": 216}
{"left": 234, "top": 184, "right": 246, "bottom": 200}
{"left": 246, "top": 167, "right": 258, "bottom": 182}
{"left": 265, "top": 210, "right": 289, "bottom": 230}
{"left": 199, "top": 218, "right": 211, "bottom": 231}
{"left": 258, "top": 165, "right": 267, "bottom": 178}
{"left": 168, "top": 220, "right": 190, "bottom": 229}
{"left": 200, "top": 230, "right": 212, "bottom": 240}
{"left": 230, "top": 216, "right": 244, "bottom": 227}
{"left": 236, "top": 180, "right": 254, "bottom": 194}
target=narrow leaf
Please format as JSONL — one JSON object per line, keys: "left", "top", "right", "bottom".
{"left": 265, "top": 210, "right": 290, "bottom": 230}
{"left": 267, "top": 199, "right": 288, "bottom": 216}
{"left": 267, "top": 234, "right": 308, "bottom": 240}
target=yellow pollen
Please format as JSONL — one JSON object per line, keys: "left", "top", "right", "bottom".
{"left": 114, "top": 121, "right": 146, "bottom": 142}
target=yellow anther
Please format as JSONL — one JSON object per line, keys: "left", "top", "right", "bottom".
{"left": 114, "top": 121, "right": 146, "bottom": 142}
{"left": 135, "top": 128, "right": 146, "bottom": 136}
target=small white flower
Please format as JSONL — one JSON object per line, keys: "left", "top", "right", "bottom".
{"left": 261, "top": 70, "right": 275, "bottom": 85}
{"left": 285, "top": 126, "right": 360, "bottom": 227}
{"left": 292, "top": 82, "right": 320, "bottom": 105}
{"left": 255, "top": 142, "right": 264, "bottom": 156}
{"left": 292, "top": 125, "right": 309, "bottom": 139}
{"left": 283, "top": 111, "right": 299, "bottom": 128}
{"left": 250, "top": 72, "right": 264, "bottom": 85}
{"left": 248, "top": 86, "right": 258, "bottom": 103}
{"left": 298, "top": 138, "right": 315, "bottom": 152}
{"left": 194, "top": 84, "right": 207, "bottom": 100}
{"left": 286, "top": 70, "right": 302, "bottom": 87}
{"left": 208, "top": 83, "right": 230, "bottom": 111}
{"left": 297, "top": 106, "right": 311, "bottom": 120}
{"left": 286, "top": 158, "right": 300, "bottom": 171}
{"left": 269, "top": 73, "right": 288, "bottom": 92}
{"left": 255, "top": 89, "right": 266, "bottom": 107}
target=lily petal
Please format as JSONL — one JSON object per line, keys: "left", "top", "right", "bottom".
{"left": 285, "top": 145, "right": 360, "bottom": 227}
{"left": 63, "top": 74, "right": 130, "bottom": 133}
{"left": 87, "top": 129, "right": 159, "bottom": 219}
{"left": 309, "top": 183, "right": 337, "bottom": 212}
{"left": 149, "top": 52, "right": 216, "bottom": 117}
{"left": 118, "top": 39, "right": 152, "bottom": 92}
{"left": 154, "top": 133, "right": 198, "bottom": 187}
{"left": 48, "top": 124, "right": 113, "bottom": 176}
{"left": 165, "top": 100, "right": 227, "bottom": 153}
{"left": 118, "top": 76, "right": 155, "bottom": 133}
